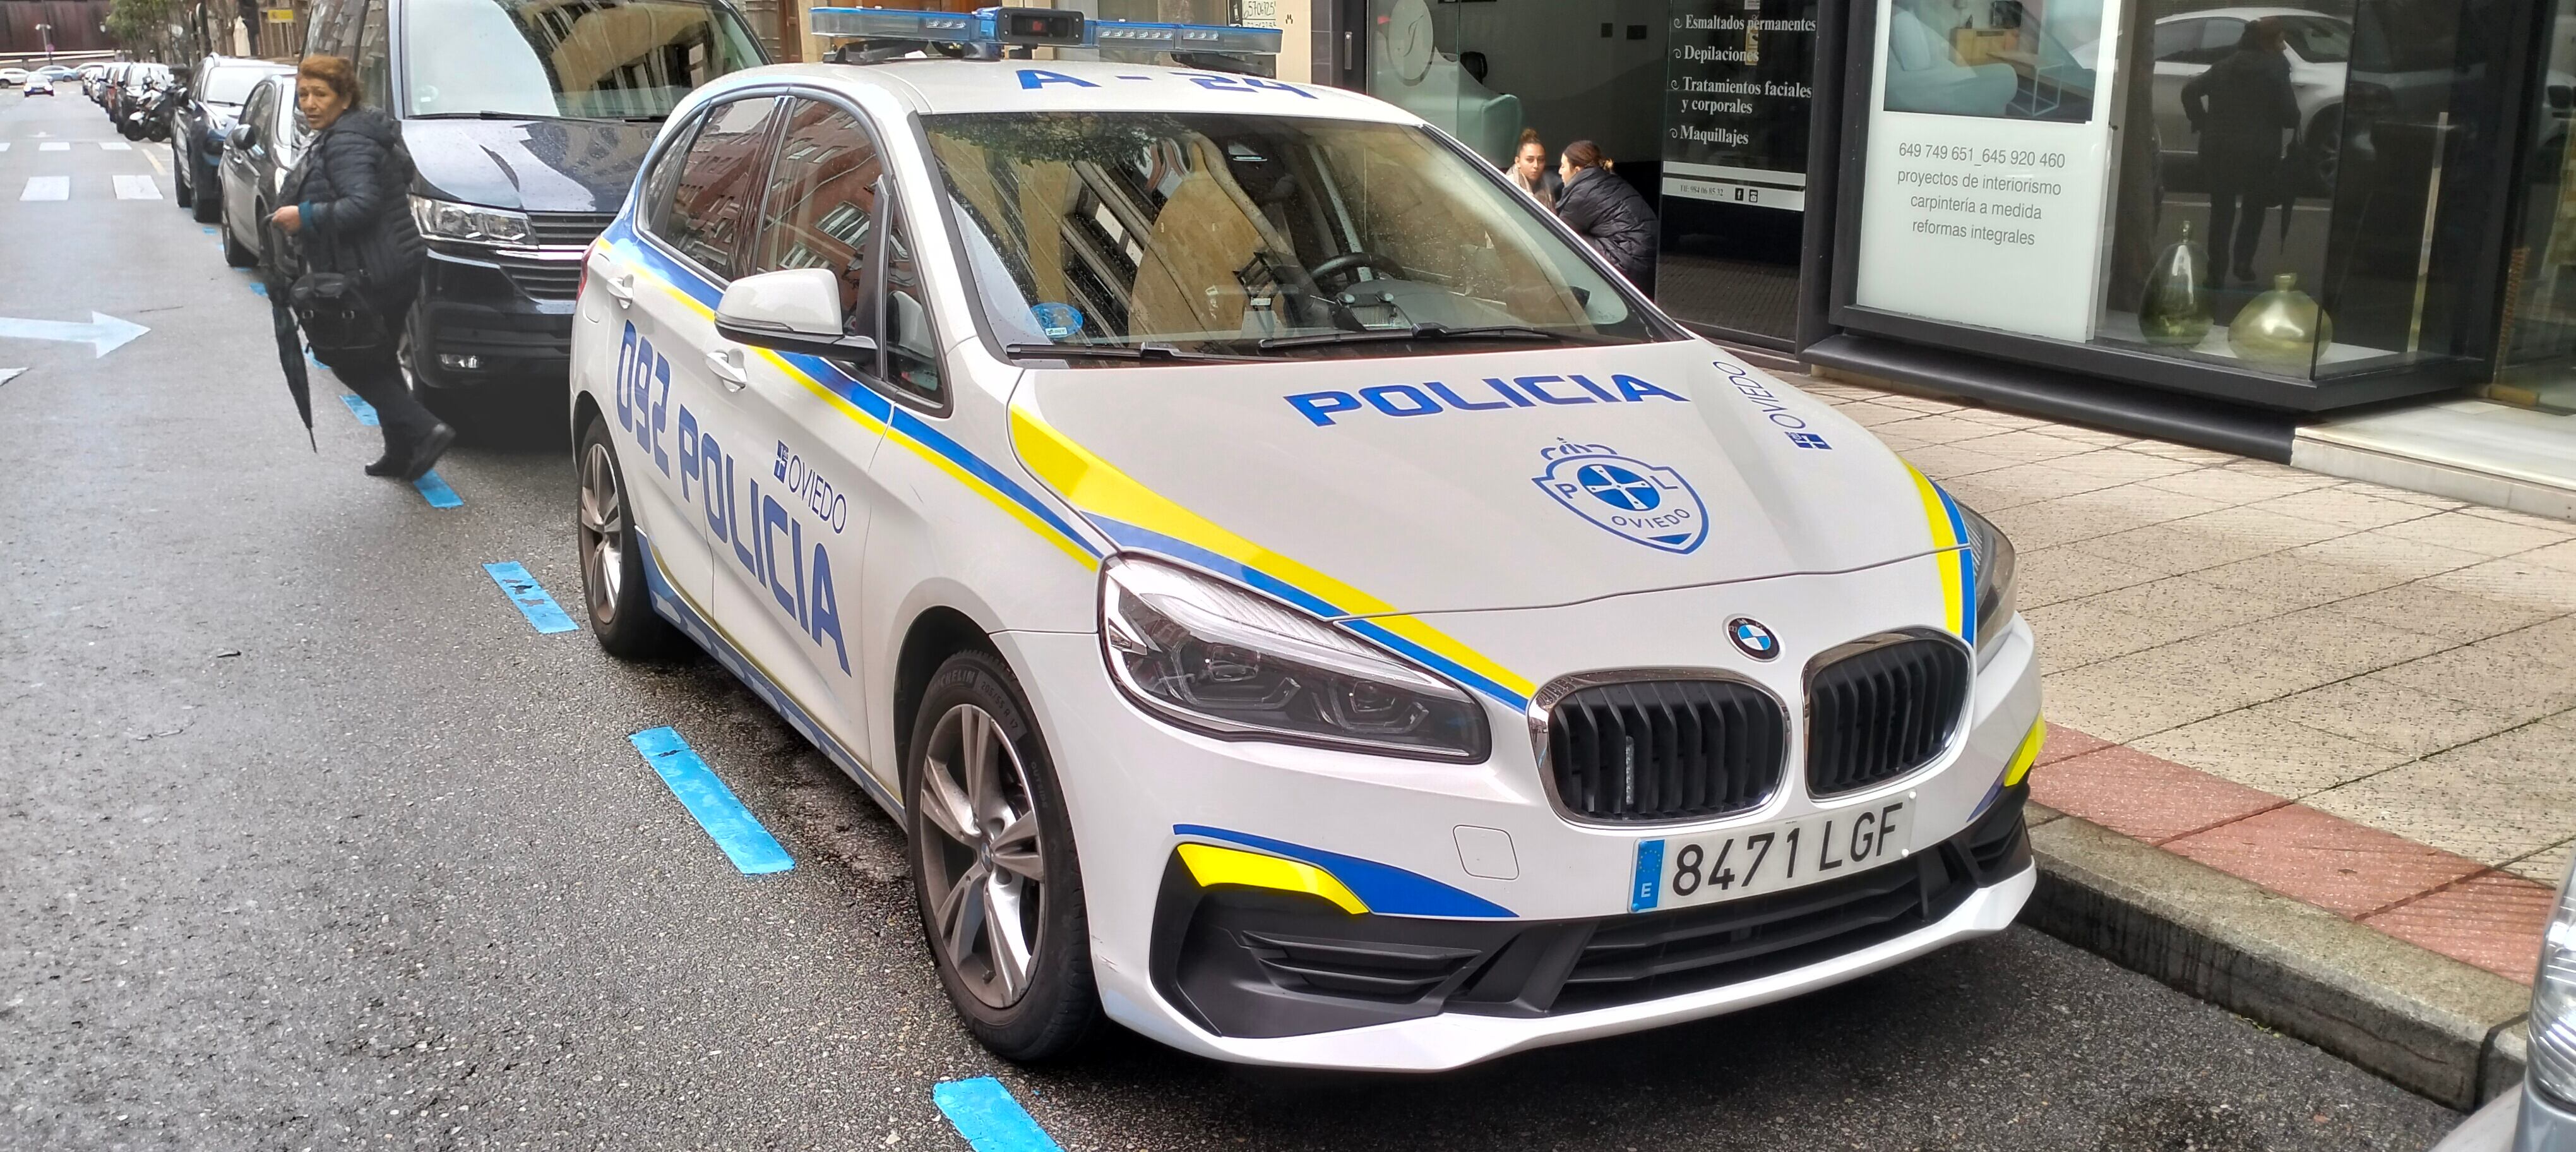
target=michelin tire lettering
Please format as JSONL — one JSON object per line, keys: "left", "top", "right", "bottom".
{"left": 1287, "top": 373, "right": 1687, "bottom": 427}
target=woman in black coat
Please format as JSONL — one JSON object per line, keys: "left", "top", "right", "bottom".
{"left": 1554, "top": 140, "right": 1657, "bottom": 291}
{"left": 270, "top": 55, "right": 447, "bottom": 481}
{"left": 2181, "top": 18, "right": 2300, "bottom": 286}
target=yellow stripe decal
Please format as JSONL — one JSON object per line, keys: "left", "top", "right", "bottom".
{"left": 2002, "top": 717, "right": 2047, "bottom": 787}
{"left": 1903, "top": 460, "right": 1970, "bottom": 638}
{"left": 1177, "top": 843, "right": 1369, "bottom": 915}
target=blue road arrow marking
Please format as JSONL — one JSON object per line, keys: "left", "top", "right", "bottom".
{"left": 482, "top": 561, "right": 578, "bottom": 634}
{"left": 340, "top": 394, "right": 379, "bottom": 425}
{"left": 0, "top": 311, "right": 148, "bottom": 357}
{"left": 412, "top": 470, "right": 463, "bottom": 508}
{"left": 629, "top": 728, "right": 793, "bottom": 875}
{"left": 933, "top": 1079, "right": 1062, "bottom": 1152}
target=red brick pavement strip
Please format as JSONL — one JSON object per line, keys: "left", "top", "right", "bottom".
{"left": 2030, "top": 724, "right": 2555, "bottom": 985}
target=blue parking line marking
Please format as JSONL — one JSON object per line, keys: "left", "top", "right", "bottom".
{"left": 200, "top": 225, "right": 215, "bottom": 234}
{"left": 482, "top": 561, "right": 579, "bottom": 634}
{"left": 413, "top": 471, "right": 463, "bottom": 508}
{"left": 629, "top": 727, "right": 794, "bottom": 875}
{"left": 933, "top": 1079, "right": 1062, "bottom": 1152}
{"left": 249, "top": 281, "right": 266, "bottom": 297}
{"left": 340, "top": 394, "right": 378, "bottom": 425}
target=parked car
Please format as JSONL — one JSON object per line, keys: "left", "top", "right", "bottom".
{"left": 2426, "top": 855, "right": 2574, "bottom": 1150}
{"left": 0, "top": 68, "right": 30, "bottom": 88}
{"left": 2151, "top": 8, "right": 2351, "bottom": 191}
{"left": 215, "top": 71, "right": 309, "bottom": 271}
{"left": 111, "top": 63, "right": 169, "bottom": 131}
{"left": 175, "top": 57, "right": 291, "bottom": 224}
{"left": 23, "top": 75, "right": 54, "bottom": 96}
{"left": 299, "top": 0, "right": 766, "bottom": 421}
{"left": 83, "top": 63, "right": 117, "bottom": 104}
{"left": 38, "top": 66, "right": 76, "bottom": 83}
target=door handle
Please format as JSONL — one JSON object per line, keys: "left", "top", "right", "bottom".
{"left": 706, "top": 347, "right": 748, "bottom": 389}
{"left": 600, "top": 269, "right": 636, "bottom": 307}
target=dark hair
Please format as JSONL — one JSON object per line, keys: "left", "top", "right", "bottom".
{"left": 1518, "top": 127, "right": 1543, "bottom": 150}
{"left": 298, "top": 54, "right": 359, "bottom": 106}
{"left": 2239, "top": 16, "right": 2286, "bottom": 51}
{"left": 1562, "top": 140, "right": 1606, "bottom": 170}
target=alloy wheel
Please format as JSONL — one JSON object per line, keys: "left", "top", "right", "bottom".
{"left": 576, "top": 440, "right": 625, "bottom": 627}
{"left": 916, "top": 702, "right": 1048, "bottom": 1009}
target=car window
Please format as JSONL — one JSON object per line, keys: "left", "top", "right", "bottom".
{"left": 240, "top": 83, "right": 273, "bottom": 143}
{"left": 659, "top": 96, "right": 779, "bottom": 282}
{"left": 400, "top": 0, "right": 766, "bottom": 119}
{"left": 2278, "top": 16, "right": 2351, "bottom": 64}
{"left": 203, "top": 64, "right": 265, "bottom": 104}
{"left": 357, "top": 0, "right": 393, "bottom": 111}
{"left": 639, "top": 115, "right": 704, "bottom": 239}
{"left": 880, "top": 198, "right": 941, "bottom": 401}
{"left": 2152, "top": 18, "right": 2200, "bottom": 62}
{"left": 2197, "top": 18, "right": 2246, "bottom": 61}
{"left": 751, "top": 99, "right": 884, "bottom": 325}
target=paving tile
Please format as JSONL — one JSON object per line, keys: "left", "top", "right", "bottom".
{"left": 2194, "top": 549, "right": 2426, "bottom": 606}
{"left": 2218, "top": 606, "right": 2454, "bottom": 681}
{"left": 1964, "top": 460, "right": 2133, "bottom": 503}
{"left": 2122, "top": 441, "right": 2239, "bottom": 465}
{"left": 1936, "top": 471, "right": 2046, "bottom": 513}
{"left": 2028, "top": 745, "right": 2286, "bottom": 844}
{"left": 1904, "top": 443, "right": 2020, "bottom": 478}
{"left": 2320, "top": 580, "right": 2564, "bottom": 644}
{"left": 2375, "top": 510, "right": 2574, "bottom": 557}
{"left": 2041, "top": 426, "right": 2142, "bottom": 448}
{"left": 2139, "top": 467, "right": 2339, "bottom": 507}
{"left": 2363, "top": 872, "right": 2556, "bottom": 984}
{"left": 2368, "top": 644, "right": 2576, "bottom": 717}
{"left": 2164, "top": 804, "right": 2487, "bottom": 917}
{"left": 2342, "top": 481, "right": 2472, "bottom": 511}
{"left": 2041, "top": 637, "right": 2343, "bottom": 742}
{"left": 2017, "top": 544, "right": 2166, "bottom": 608}
{"left": 1839, "top": 400, "right": 1937, "bottom": 428}
{"left": 2461, "top": 507, "right": 2576, "bottom": 534}
{"left": 2247, "top": 487, "right": 2443, "bottom": 531}
{"left": 2026, "top": 575, "right": 2306, "bottom": 674}
{"left": 2130, "top": 710, "right": 2418, "bottom": 798}
{"left": 1952, "top": 407, "right": 2052, "bottom": 431}
{"left": 1990, "top": 487, "right": 2235, "bottom": 551}
{"left": 2478, "top": 616, "right": 2576, "bottom": 673}
{"left": 1874, "top": 393, "right": 1967, "bottom": 414}
{"left": 2067, "top": 509, "right": 2343, "bottom": 580}
{"left": 2289, "top": 531, "right": 2492, "bottom": 583}
{"left": 2045, "top": 448, "right": 2203, "bottom": 484}
{"left": 2424, "top": 557, "right": 2576, "bottom": 616}
{"left": 2525, "top": 539, "right": 2576, "bottom": 572}
{"left": 2507, "top": 837, "right": 2576, "bottom": 886}
{"left": 2307, "top": 736, "right": 2576, "bottom": 865}
{"left": 2257, "top": 675, "right": 2530, "bottom": 758}
{"left": 1948, "top": 429, "right": 2100, "bottom": 465}
{"left": 2035, "top": 723, "right": 2114, "bottom": 766}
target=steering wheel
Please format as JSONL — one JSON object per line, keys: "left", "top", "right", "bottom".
{"left": 1306, "top": 251, "right": 1405, "bottom": 289}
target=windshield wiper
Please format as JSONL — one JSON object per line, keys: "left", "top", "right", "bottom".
{"left": 1255, "top": 323, "right": 1583, "bottom": 351}
{"left": 1003, "top": 342, "right": 1269, "bottom": 364}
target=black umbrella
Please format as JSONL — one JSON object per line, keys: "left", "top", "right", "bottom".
{"left": 259, "top": 222, "right": 316, "bottom": 452}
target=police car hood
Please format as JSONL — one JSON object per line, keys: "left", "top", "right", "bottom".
{"left": 1011, "top": 341, "right": 1948, "bottom": 616}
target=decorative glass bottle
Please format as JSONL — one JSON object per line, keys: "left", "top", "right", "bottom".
{"left": 2227, "top": 273, "right": 2332, "bottom": 370}
{"left": 2137, "top": 222, "right": 2213, "bottom": 346}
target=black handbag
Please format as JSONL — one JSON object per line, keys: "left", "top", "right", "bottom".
{"left": 289, "top": 270, "right": 388, "bottom": 355}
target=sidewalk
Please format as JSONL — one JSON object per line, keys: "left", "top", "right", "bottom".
{"left": 1794, "top": 368, "right": 2576, "bottom": 1102}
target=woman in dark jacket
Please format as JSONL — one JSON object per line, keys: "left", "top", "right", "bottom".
{"left": 270, "top": 55, "right": 447, "bottom": 481}
{"left": 1553, "top": 140, "right": 1657, "bottom": 291}
{"left": 2181, "top": 18, "right": 2300, "bottom": 286}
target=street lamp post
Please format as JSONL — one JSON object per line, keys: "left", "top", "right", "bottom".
{"left": 36, "top": 22, "right": 54, "bottom": 63}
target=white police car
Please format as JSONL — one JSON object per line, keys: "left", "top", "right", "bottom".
{"left": 568, "top": 7, "right": 2043, "bottom": 1070}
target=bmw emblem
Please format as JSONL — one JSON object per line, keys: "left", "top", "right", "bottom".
{"left": 1727, "top": 618, "right": 1780, "bottom": 661}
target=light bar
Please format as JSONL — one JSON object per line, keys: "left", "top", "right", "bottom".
{"left": 809, "top": 6, "right": 1280, "bottom": 56}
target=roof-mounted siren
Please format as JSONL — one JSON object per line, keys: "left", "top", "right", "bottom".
{"left": 813, "top": 6, "right": 1280, "bottom": 73}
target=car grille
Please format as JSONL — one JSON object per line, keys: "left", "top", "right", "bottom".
{"left": 1545, "top": 679, "right": 1787, "bottom": 824}
{"left": 492, "top": 253, "right": 583, "bottom": 301}
{"left": 525, "top": 211, "right": 614, "bottom": 248}
{"left": 1804, "top": 636, "right": 1972, "bottom": 798}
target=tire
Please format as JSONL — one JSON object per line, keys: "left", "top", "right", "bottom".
{"left": 907, "top": 650, "right": 1100, "bottom": 1063}
{"left": 2305, "top": 106, "right": 2343, "bottom": 197}
{"left": 190, "top": 154, "right": 220, "bottom": 224}
{"left": 171, "top": 138, "right": 193, "bottom": 208}
{"left": 220, "top": 198, "right": 256, "bottom": 268}
{"left": 574, "top": 414, "right": 684, "bottom": 660}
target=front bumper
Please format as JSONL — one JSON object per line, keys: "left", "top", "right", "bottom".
{"left": 414, "top": 245, "right": 580, "bottom": 388}
{"left": 993, "top": 604, "right": 2043, "bottom": 1070}
{"left": 2429, "top": 1084, "right": 2576, "bottom": 1152}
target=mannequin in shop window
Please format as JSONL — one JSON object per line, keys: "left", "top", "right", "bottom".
{"left": 2182, "top": 17, "right": 2299, "bottom": 286}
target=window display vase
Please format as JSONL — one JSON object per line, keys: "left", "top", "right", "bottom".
{"left": 2227, "top": 273, "right": 2332, "bottom": 369}
{"left": 2137, "top": 223, "right": 2213, "bottom": 346}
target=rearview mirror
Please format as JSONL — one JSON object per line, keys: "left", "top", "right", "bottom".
{"left": 715, "top": 268, "right": 878, "bottom": 363}
{"left": 226, "top": 123, "right": 254, "bottom": 151}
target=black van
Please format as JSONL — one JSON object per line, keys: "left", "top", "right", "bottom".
{"left": 303, "top": 0, "right": 767, "bottom": 417}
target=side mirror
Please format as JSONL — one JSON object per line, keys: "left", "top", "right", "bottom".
{"left": 227, "top": 122, "right": 254, "bottom": 151}
{"left": 714, "top": 268, "right": 878, "bottom": 362}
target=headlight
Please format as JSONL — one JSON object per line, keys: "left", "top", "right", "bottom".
{"left": 1959, "top": 503, "right": 2018, "bottom": 663}
{"left": 2532, "top": 855, "right": 2576, "bottom": 1107}
{"left": 408, "top": 195, "right": 532, "bottom": 245}
{"left": 1100, "top": 557, "right": 1490, "bottom": 761}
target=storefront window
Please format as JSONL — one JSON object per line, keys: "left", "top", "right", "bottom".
{"left": 2494, "top": 0, "right": 2576, "bottom": 412}
{"left": 1659, "top": 0, "right": 1819, "bottom": 344}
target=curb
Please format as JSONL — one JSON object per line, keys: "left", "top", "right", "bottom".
{"left": 2020, "top": 804, "right": 2533, "bottom": 1111}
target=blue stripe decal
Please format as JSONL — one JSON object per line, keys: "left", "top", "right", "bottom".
{"left": 629, "top": 726, "right": 795, "bottom": 875}
{"left": 1084, "top": 513, "right": 1528, "bottom": 710}
{"left": 1174, "top": 824, "right": 1513, "bottom": 918}
{"left": 1630, "top": 839, "right": 1665, "bottom": 912}
{"left": 605, "top": 227, "right": 1100, "bottom": 560}
{"left": 341, "top": 393, "right": 379, "bottom": 426}
{"left": 481, "top": 561, "right": 580, "bottom": 634}
{"left": 931, "top": 1078, "right": 1063, "bottom": 1152}
{"left": 1931, "top": 481, "right": 1977, "bottom": 645}
{"left": 413, "top": 471, "right": 463, "bottom": 508}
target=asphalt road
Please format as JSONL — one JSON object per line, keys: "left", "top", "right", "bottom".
{"left": 0, "top": 90, "right": 2466, "bottom": 1152}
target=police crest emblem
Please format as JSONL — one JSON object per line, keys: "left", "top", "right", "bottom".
{"left": 1531, "top": 442, "right": 1709, "bottom": 555}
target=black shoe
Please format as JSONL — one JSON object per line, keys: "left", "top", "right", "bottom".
{"left": 2233, "top": 265, "right": 2256, "bottom": 284}
{"left": 364, "top": 448, "right": 406, "bottom": 477}
{"left": 399, "top": 423, "right": 456, "bottom": 484}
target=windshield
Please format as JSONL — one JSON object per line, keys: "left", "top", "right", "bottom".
{"left": 403, "top": 0, "right": 764, "bottom": 119}
{"left": 922, "top": 112, "right": 1665, "bottom": 361}
{"left": 201, "top": 64, "right": 265, "bottom": 104}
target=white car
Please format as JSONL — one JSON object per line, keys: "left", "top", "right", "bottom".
{"left": 23, "top": 75, "right": 53, "bottom": 96}
{"left": 568, "top": 9, "right": 2042, "bottom": 1071}
{"left": 0, "top": 68, "right": 28, "bottom": 89}
{"left": 2150, "top": 8, "right": 2350, "bottom": 188}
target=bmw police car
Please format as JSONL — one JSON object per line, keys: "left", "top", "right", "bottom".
{"left": 568, "top": 7, "right": 2044, "bottom": 1070}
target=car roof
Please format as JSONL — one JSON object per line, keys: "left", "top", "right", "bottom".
{"left": 724, "top": 59, "right": 1410, "bottom": 123}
